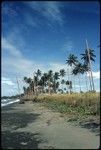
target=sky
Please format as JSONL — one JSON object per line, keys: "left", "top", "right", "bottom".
{"left": 1, "top": 1, "right": 100, "bottom": 96}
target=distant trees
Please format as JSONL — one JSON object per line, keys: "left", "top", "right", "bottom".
{"left": 22, "top": 42, "right": 96, "bottom": 98}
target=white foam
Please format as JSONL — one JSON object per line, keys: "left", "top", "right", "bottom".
{"left": 1, "top": 99, "right": 20, "bottom": 107}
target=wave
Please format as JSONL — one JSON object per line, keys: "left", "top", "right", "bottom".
{"left": 1, "top": 99, "right": 20, "bottom": 107}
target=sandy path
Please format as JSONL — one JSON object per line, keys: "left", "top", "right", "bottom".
{"left": 1, "top": 102, "right": 100, "bottom": 149}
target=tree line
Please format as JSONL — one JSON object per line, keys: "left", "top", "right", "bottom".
{"left": 22, "top": 46, "right": 96, "bottom": 99}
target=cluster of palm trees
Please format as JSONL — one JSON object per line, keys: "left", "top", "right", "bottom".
{"left": 23, "top": 45, "right": 96, "bottom": 99}
{"left": 67, "top": 48, "right": 96, "bottom": 93}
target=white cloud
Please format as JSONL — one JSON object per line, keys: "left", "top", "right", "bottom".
{"left": 2, "top": 77, "right": 15, "bottom": 86}
{"left": 87, "top": 71, "right": 100, "bottom": 79}
{"left": 49, "top": 62, "right": 68, "bottom": 72}
{"left": 2, "top": 38, "right": 22, "bottom": 57}
{"left": 62, "top": 38, "right": 74, "bottom": 54}
{"left": 25, "top": 1, "right": 64, "bottom": 25}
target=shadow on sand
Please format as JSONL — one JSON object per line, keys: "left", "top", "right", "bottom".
{"left": 79, "top": 121, "right": 100, "bottom": 136}
{"left": 2, "top": 110, "right": 40, "bottom": 130}
{"left": 1, "top": 131, "right": 43, "bottom": 149}
{"left": 1, "top": 104, "right": 45, "bottom": 149}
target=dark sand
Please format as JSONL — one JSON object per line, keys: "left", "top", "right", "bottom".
{"left": 1, "top": 101, "right": 100, "bottom": 149}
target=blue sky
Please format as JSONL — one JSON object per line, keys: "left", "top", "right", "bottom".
{"left": 2, "top": 1, "right": 100, "bottom": 96}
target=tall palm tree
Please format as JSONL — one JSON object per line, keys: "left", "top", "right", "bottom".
{"left": 82, "top": 63, "right": 89, "bottom": 92}
{"left": 66, "top": 54, "right": 78, "bottom": 93}
{"left": 81, "top": 48, "right": 96, "bottom": 91}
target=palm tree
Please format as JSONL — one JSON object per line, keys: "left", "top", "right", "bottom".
{"left": 82, "top": 63, "right": 89, "bottom": 92}
{"left": 66, "top": 54, "right": 78, "bottom": 93}
{"left": 55, "top": 81, "right": 60, "bottom": 92}
{"left": 53, "top": 72, "right": 60, "bottom": 93}
{"left": 66, "top": 80, "right": 72, "bottom": 94}
{"left": 47, "top": 70, "right": 53, "bottom": 94}
{"left": 72, "top": 63, "right": 82, "bottom": 92}
{"left": 36, "top": 69, "right": 41, "bottom": 77}
{"left": 81, "top": 48, "right": 96, "bottom": 91}
{"left": 61, "top": 79, "right": 65, "bottom": 93}
{"left": 60, "top": 69, "right": 66, "bottom": 92}
{"left": 39, "top": 75, "right": 45, "bottom": 93}
{"left": 60, "top": 69, "right": 66, "bottom": 79}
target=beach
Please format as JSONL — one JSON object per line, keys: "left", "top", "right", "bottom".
{"left": 1, "top": 101, "right": 100, "bottom": 149}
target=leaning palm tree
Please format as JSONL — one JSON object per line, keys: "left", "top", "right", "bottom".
{"left": 66, "top": 54, "right": 78, "bottom": 93}
{"left": 82, "top": 63, "right": 89, "bottom": 92}
{"left": 81, "top": 48, "right": 96, "bottom": 91}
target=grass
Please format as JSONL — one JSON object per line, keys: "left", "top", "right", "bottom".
{"left": 32, "top": 92, "right": 100, "bottom": 121}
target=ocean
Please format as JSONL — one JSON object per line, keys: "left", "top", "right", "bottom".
{"left": 1, "top": 99, "right": 20, "bottom": 107}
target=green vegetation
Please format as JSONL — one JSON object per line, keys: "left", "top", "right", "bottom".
{"left": 32, "top": 93, "right": 100, "bottom": 121}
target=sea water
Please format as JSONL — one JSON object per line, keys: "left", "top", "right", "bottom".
{"left": 1, "top": 99, "right": 20, "bottom": 107}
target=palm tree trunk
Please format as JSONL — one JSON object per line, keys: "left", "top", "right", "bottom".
{"left": 90, "top": 69, "right": 95, "bottom": 91}
{"left": 68, "top": 65, "right": 71, "bottom": 94}
{"left": 78, "top": 74, "right": 81, "bottom": 92}
{"left": 73, "top": 75, "right": 76, "bottom": 93}
{"left": 86, "top": 39, "right": 95, "bottom": 91}
{"left": 85, "top": 72, "right": 88, "bottom": 92}
{"left": 88, "top": 71, "right": 92, "bottom": 91}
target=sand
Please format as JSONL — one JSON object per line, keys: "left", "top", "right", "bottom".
{"left": 1, "top": 101, "right": 100, "bottom": 149}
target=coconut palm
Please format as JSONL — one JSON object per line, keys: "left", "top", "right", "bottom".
{"left": 66, "top": 54, "right": 78, "bottom": 66}
{"left": 61, "top": 79, "right": 65, "bottom": 93}
{"left": 72, "top": 62, "right": 84, "bottom": 92}
{"left": 53, "top": 72, "right": 60, "bottom": 93}
{"left": 47, "top": 70, "right": 53, "bottom": 94}
{"left": 35, "top": 69, "right": 41, "bottom": 85}
{"left": 66, "top": 54, "right": 78, "bottom": 93}
{"left": 55, "top": 82, "right": 60, "bottom": 92}
{"left": 82, "top": 63, "right": 89, "bottom": 92}
{"left": 60, "top": 69, "right": 66, "bottom": 79}
{"left": 81, "top": 48, "right": 96, "bottom": 91}
{"left": 66, "top": 80, "right": 72, "bottom": 94}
